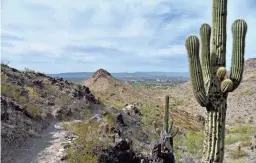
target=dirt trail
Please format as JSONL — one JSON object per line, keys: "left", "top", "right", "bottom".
{"left": 8, "top": 105, "right": 102, "bottom": 163}
{"left": 10, "top": 121, "right": 74, "bottom": 163}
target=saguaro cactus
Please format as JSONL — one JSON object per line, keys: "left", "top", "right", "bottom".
{"left": 162, "top": 95, "right": 178, "bottom": 150}
{"left": 185, "top": 0, "right": 247, "bottom": 162}
{"left": 152, "top": 95, "right": 178, "bottom": 163}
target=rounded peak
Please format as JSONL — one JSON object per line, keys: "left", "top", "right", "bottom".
{"left": 92, "top": 68, "right": 112, "bottom": 78}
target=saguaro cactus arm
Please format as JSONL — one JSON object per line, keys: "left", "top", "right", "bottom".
{"left": 212, "top": 0, "right": 227, "bottom": 66}
{"left": 200, "top": 24, "right": 212, "bottom": 91}
{"left": 230, "top": 19, "right": 248, "bottom": 91}
{"left": 185, "top": 36, "right": 208, "bottom": 107}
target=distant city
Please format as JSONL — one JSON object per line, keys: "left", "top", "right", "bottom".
{"left": 48, "top": 71, "right": 190, "bottom": 88}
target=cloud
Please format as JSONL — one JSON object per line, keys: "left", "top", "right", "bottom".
{"left": 1, "top": 33, "right": 24, "bottom": 41}
{"left": 1, "top": 0, "right": 255, "bottom": 73}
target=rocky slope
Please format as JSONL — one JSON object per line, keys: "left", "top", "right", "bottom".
{"left": 1, "top": 64, "right": 99, "bottom": 162}
{"left": 168, "top": 58, "right": 256, "bottom": 125}
{"left": 84, "top": 69, "right": 200, "bottom": 132}
{"left": 166, "top": 58, "right": 256, "bottom": 163}
{"left": 1, "top": 64, "right": 174, "bottom": 163}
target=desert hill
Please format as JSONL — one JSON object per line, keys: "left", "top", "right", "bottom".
{"left": 1, "top": 64, "right": 101, "bottom": 162}
{"left": 84, "top": 68, "right": 201, "bottom": 132}
{"left": 168, "top": 58, "right": 256, "bottom": 125}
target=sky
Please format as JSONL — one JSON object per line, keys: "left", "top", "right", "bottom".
{"left": 1, "top": 0, "right": 256, "bottom": 73}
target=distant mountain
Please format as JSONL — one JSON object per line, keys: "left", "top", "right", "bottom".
{"left": 48, "top": 71, "right": 190, "bottom": 79}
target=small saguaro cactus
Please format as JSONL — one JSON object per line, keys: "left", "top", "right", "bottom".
{"left": 185, "top": 0, "right": 247, "bottom": 162}
{"left": 161, "top": 95, "right": 179, "bottom": 150}
{"left": 152, "top": 95, "right": 178, "bottom": 163}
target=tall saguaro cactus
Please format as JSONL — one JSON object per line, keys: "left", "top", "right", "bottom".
{"left": 185, "top": 0, "right": 247, "bottom": 163}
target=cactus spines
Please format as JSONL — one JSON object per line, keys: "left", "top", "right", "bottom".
{"left": 185, "top": 0, "right": 247, "bottom": 162}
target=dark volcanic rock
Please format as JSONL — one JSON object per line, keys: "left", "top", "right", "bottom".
{"left": 98, "top": 139, "right": 146, "bottom": 163}
{"left": 116, "top": 113, "right": 126, "bottom": 126}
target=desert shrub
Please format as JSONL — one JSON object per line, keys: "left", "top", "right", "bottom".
{"left": 248, "top": 117, "right": 254, "bottom": 124}
{"left": 1, "top": 72, "right": 8, "bottom": 83}
{"left": 140, "top": 104, "right": 159, "bottom": 126}
{"left": 25, "top": 86, "right": 39, "bottom": 99}
{"left": 227, "top": 124, "right": 256, "bottom": 135}
{"left": 55, "top": 95, "right": 72, "bottom": 107}
{"left": 24, "top": 103, "right": 41, "bottom": 116}
{"left": 97, "top": 97, "right": 104, "bottom": 103}
{"left": 80, "top": 107, "right": 93, "bottom": 119}
{"left": 1, "top": 84, "right": 9, "bottom": 94}
{"left": 110, "top": 101, "right": 126, "bottom": 109}
{"left": 240, "top": 140, "right": 251, "bottom": 147}
{"left": 172, "top": 98, "right": 185, "bottom": 107}
{"left": 1, "top": 84, "right": 41, "bottom": 116}
{"left": 225, "top": 124, "right": 255, "bottom": 145}
{"left": 65, "top": 121, "right": 110, "bottom": 163}
{"left": 24, "top": 67, "right": 35, "bottom": 73}
{"left": 225, "top": 134, "right": 250, "bottom": 145}
{"left": 103, "top": 112, "right": 116, "bottom": 127}
{"left": 175, "top": 131, "right": 204, "bottom": 158}
{"left": 229, "top": 148, "right": 248, "bottom": 159}
{"left": 234, "top": 119, "right": 245, "bottom": 124}
{"left": 228, "top": 159, "right": 246, "bottom": 163}
{"left": 1, "top": 84, "right": 28, "bottom": 103}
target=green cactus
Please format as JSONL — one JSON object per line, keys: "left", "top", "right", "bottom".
{"left": 185, "top": 0, "right": 247, "bottom": 162}
{"left": 151, "top": 95, "right": 179, "bottom": 162}
{"left": 161, "top": 95, "right": 179, "bottom": 149}
{"left": 164, "top": 95, "right": 169, "bottom": 132}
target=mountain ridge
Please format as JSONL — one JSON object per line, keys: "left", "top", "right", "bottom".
{"left": 48, "top": 71, "right": 190, "bottom": 79}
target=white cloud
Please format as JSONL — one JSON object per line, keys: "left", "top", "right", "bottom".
{"left": 1, "top": 0, "right": 255, "bottom": 73}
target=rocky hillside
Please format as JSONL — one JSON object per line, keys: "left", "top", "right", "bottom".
{"left": 1, "top": 64, "right": 99, "bottom": 162}
{"left": 1, "top": 64, "right": 177, "bottom": 163}
{"left": 84, "top": 69, "right": 200, "bottom": 132}
{"left": 168, "top": 58, "right": 256, "bottom": 125}
{"left": 165, "top": 58, "right": 256, "bottom": 163}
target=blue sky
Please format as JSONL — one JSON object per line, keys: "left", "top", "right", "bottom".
{"left": 1, "top": 0, "right": 256, "bottom": 73}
